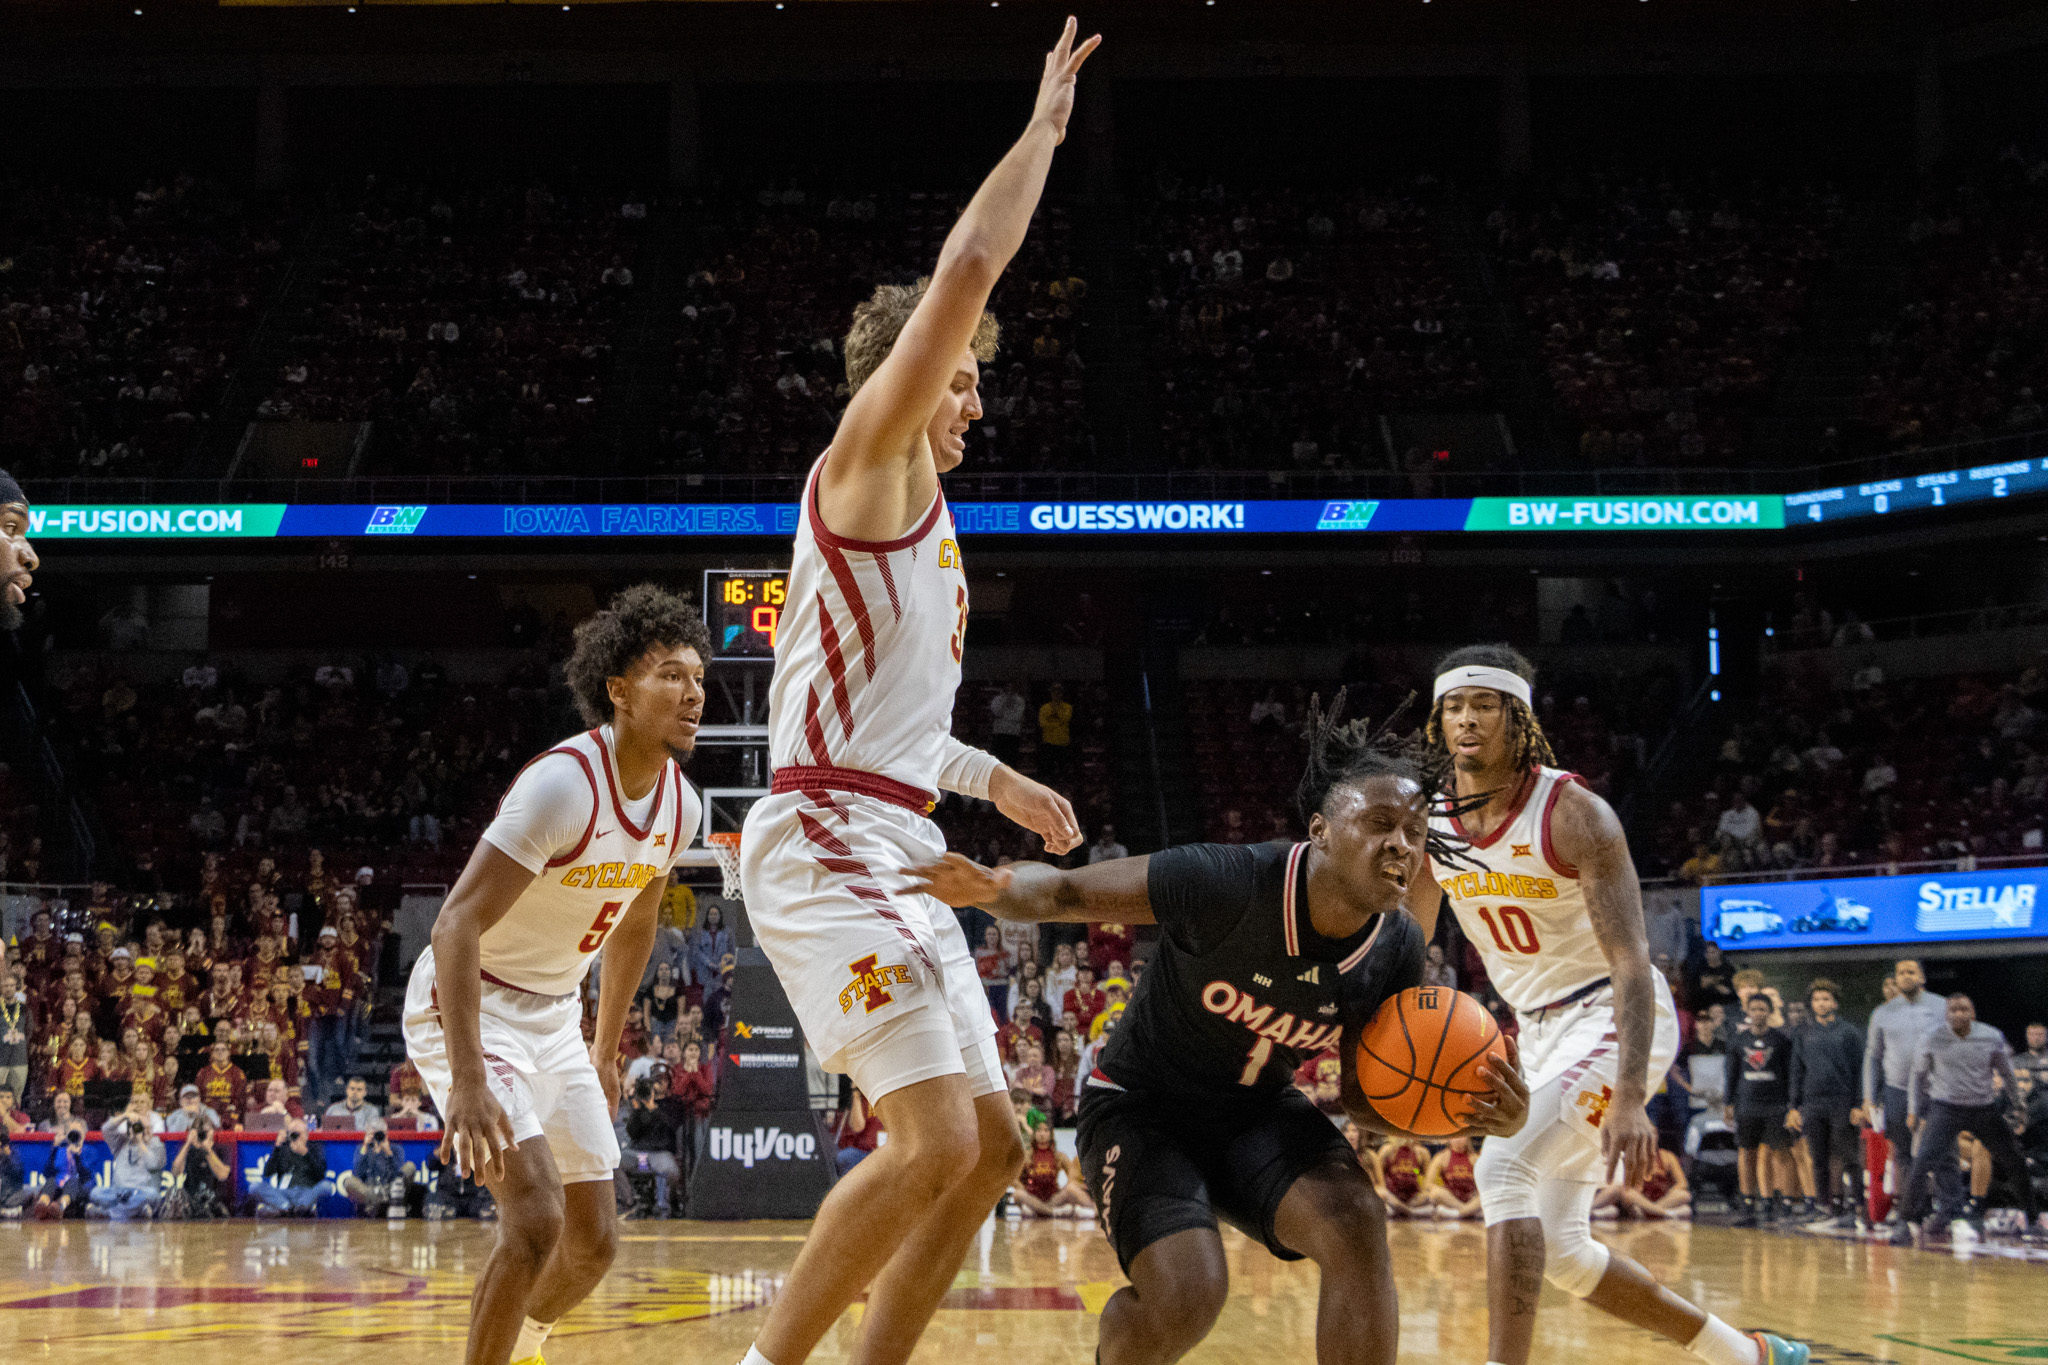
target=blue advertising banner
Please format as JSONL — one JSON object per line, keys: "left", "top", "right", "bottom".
{"left": 12, "top": 1130, "right": 445, "bottom": 1218}
{"left": 1701, "top": 867, "right": 2048, "bottom": 951}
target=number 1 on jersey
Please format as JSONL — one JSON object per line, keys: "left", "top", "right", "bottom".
{"left": 1239, "top": 1036, "right": 1273, "bottom": 1086}
{"left": 578, "top": 900, "right": 625, "bottom": 954}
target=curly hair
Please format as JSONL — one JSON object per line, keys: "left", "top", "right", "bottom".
{"left": 1423, "top": 643, "right": 1557, "bottom": 771}
{"left": 844, "top": 276, "right": 1001, "bottom": 396}
{"left": 1294, "top": 688, "right": 1488, "bottom": 869}
{"left": 565, "top": 584, "right": 713, "bottom": 727}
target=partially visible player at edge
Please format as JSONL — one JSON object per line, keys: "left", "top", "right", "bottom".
{"left": 910, "top": 695, "right": 1531, "bottom": 1365}
{"left": 408, "top": 585, "right": 708, "bottom": 1365}
{"left": 733, "top": 21, "right": 1098, "bottom": 1365}
{"left": 1411, "top": 644, "right": 1809, "bottom": 1365}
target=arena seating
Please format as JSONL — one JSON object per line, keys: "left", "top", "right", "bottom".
{"left": 1488, "top": 173, "right": 1840, "bottom": 467}
{"left": 272, "top": 181, "right": 646, "bottom": 475}
{"left": 1136, "top": 181, "right": 1482, "bottom": 472}
{"left": 0, "top": 176, "right": 300, "bottom": 479}
{"left": 656, "top": 187, "right": 1089, "bottom": 475}
{"left": 1855, "top": 149, "right": 2048, "bottom": 452}
{"left": 1654, "top": 657, "right": 2048, "bottom": 879}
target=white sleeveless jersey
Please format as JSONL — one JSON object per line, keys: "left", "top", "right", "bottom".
{"left": 1429, "top": 766, "right": 1611, "bottom": 1014}
{"left": 766, "top": 455, "right": 966, "bottom": 798}
{"left": 477, "top": 728, "right": 700, "bottom": 997}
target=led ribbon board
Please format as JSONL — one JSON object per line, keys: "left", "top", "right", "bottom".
{"left": 1702, "top": 867, "right": 2048, "bottom": 951}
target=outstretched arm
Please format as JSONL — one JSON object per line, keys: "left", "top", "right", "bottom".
{"left": 824, "top": 21, "right": 1100, "bottom": 512}
{"left": 906, "top": 851, "right": 1153, "bottom": 925}
{"left": 1551, "top": 781, "right": 1659, "bottom": 1188}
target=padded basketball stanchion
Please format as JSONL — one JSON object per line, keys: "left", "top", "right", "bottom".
{"left": 684, "top": 946, "right": 840, "bottom": 1219}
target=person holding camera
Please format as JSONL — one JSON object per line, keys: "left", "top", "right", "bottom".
{"left": 33, "top": 1121, "right": 96, "bottom": 1219}
{"left": 616, "top": 1075, "right": 683, "bottom": 1219}
{"left": 251, "top": 1122, "right": 335, "bottom": 1216}
{"left": 167, "top": 1118, "right": 233, "bottom": 1219}
{"left": 89, "top": 1093, "right": 167, "bottom": 1221}
{"left": 341, "top": 1119, "right": 417, "bottom": 1217}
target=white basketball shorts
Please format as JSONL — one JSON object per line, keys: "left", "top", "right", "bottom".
{"left": 403, "top": 945, "right": 621, "bottom": 1184}
{"left": 741, "top": 787, "right": 1001, "bottom": 1105}
{"left": 1479, "top": 971, "right": 1681, "bottom": 1189}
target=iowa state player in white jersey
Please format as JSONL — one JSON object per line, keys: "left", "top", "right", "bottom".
{"left": 736, "top": 22, "right": 1097, "bottom": 1365}
{"left": 1414, "top": 645, "right": 1808, "bottom": 1365}
{"left": 406, "top": 585, "right": 707, "bottom": 1365}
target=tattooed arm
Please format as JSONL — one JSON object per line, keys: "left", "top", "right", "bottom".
{"left": 1549, "top": 780, "right": 1660, "bottom": 1188}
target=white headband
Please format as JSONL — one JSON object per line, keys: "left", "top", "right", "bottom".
{"left": 1433, "top": 665, "right": 1532, "bottom": 707}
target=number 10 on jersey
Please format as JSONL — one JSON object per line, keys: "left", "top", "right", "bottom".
{"left": 1475, "top": 904, "right": 1542, "bottom": 955}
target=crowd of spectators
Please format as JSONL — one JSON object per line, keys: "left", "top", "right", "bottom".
{"left": 1, "top": 176, "right": 299, "bottom": 479}
{"left": 1137, "top": 174, "right": 1483, "bottom": 473}
{"left": 1854, "top": 147, "right": 2048, "bottom": 454}
{"left": 52, "top": 651, "right": 567, "bottom": 893}
{"left": 1488, "top": 172, "right": 1840, "bottom": 468}
{"left": 656, "top": 184, "right": 1089, "bottom": 476}
{"left": 1655, "top": 654, "right": 2048, "bottom": 881}
{"left": 938, "top": 679, "right": 1115, "bottom": 868}
{"left": 268, "top": 180, "right": 647, "bottom": 476}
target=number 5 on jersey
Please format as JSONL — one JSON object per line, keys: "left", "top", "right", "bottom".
{"left": 579, "top": 900, "right": 625, "bottom": 955}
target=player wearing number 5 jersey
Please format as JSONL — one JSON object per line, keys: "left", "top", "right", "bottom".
{"left": 404, "top": 585, "right": 708, "bottom": 1365}
{"left": 1414, "top": 644, "right": 1807, "bottom": 1365}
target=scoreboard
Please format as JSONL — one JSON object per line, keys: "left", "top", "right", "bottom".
{"left": 1786, "top": 458, "right": 2048, "bottom": 524}
{"left": 704, "top": 569, "right": 788, "bottom": 659}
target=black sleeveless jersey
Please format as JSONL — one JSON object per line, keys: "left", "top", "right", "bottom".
{"left": 1093, "top": 840, "right": 1425, "bottom": 1099}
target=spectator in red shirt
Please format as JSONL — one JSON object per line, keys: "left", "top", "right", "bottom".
{"left": 1063, "top": 966, "right": 1106, "bottom": 1033}
{"left": 672, "top": 1041, "right": 716, "bottom": 1123}
{"left": 194, "top": 1039, "right": 248, "bottom": 1128}
{"left": 974, "top": 924, "right": 1016, "bottom": 1021}
{"left": 1088, "top": 922, "right": 1136, "bottom": 977}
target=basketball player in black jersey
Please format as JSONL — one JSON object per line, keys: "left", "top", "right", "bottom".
{"left": 913, "top": 697, "right": 1530, "bottom": 1365}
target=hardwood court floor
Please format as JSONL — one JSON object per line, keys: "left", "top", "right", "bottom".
{"left": 3, "top": 1214, "right": 2044, "bottom": 1364}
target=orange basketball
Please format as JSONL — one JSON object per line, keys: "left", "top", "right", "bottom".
{"left": 1355, "top": 986, "right": 1506, "bottom": 1137}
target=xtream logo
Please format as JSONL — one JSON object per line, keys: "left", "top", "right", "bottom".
{"left": 708, "top": 1125, "right": 819, "bottom": 1168}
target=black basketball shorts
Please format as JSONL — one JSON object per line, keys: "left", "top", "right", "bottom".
{"left": 1736, "top": 1108, "right": 1797, "bottom": 1150}
{"left": 1076, "top": 1081, "right": 1355, "bottom": 1274}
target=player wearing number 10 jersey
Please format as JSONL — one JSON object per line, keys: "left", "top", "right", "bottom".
{"left": 404, "top": 585, "right": 709, "bottom": 1365}
{"left": 911, "top": 696, "right": 1529, "bottom": 1365}
{"left": 1417, "top": 644, "right": 1808, "bottom": 1365}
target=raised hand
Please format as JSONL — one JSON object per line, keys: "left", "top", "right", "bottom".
{"left": 1032, "top": 16, "right": 1103, "bottom": 146}
{"left": 906, "top": 851, "right": 1016, "bottom": 908}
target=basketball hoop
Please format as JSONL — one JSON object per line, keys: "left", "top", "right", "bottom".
{"left": 706, "top": 831, "right": 745, "bottom": 901}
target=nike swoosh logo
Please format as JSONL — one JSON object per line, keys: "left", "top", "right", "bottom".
{"left": 595, "top": 830, "right": 613, "bottom": 839}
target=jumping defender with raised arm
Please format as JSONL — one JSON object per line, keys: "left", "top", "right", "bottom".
{"left": 733, "top": 23, "right": 1098, "bottom": 1365}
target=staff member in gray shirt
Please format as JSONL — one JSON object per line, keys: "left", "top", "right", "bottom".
{"left": 1892, "top": 994, "right": 2040, "bottom": 1244}
{"left": 1863, "top": 958, "right": 1947, "bottom": 1207}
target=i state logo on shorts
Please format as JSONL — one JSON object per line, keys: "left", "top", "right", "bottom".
{"left": 1574, "top": 1084, "right": 1614, "bottom": 1128}
{"left": 839, "top": 955, "right": 914, "bottom": 1015}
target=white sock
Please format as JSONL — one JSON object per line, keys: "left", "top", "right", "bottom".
{"left": 739, "top": 1348, "right": 780, "bottom": 1365}
{"left": 1686, "top": 1314, "right": 1760, "bottom": 1365}
{"left": 512, "top": 1317, "right": 555, "bottom": 1361}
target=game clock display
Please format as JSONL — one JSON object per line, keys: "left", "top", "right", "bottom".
{"left": 704, "top": 569, "right": 789, "bottom": 659}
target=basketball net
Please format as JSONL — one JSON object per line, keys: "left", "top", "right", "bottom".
{"left": 706, "top": 832, "right": 744, "bottom": 901}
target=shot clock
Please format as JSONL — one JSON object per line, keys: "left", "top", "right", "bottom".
{"left": 703, "top": 569, "right": 789, "bottom": 659}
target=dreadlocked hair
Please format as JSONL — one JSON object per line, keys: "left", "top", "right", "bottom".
{"left": 1295, "top": 688, "right": 1492, "bottom": 870}
{"left": 1423, "top": 643, "right": 1557, "bottom": 771}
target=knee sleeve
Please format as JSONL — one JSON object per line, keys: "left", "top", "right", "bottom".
{"left": 1475, "top": 1138, "right": 1541, "bottom": 1223}
{"left": 1537, "top": 1180, "right": 1610, "bottom": 1298}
